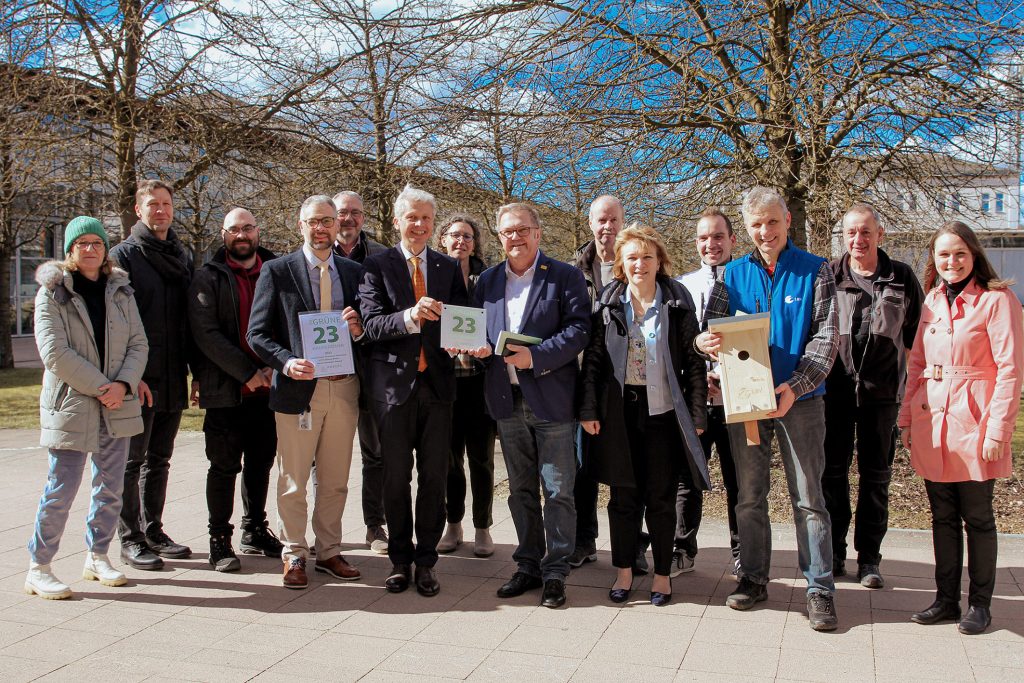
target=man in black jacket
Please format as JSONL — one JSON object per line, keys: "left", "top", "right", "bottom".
{"left": 188, "top": 208, "right": 283, "bottom": 572}
{"left": 110, "top": 179, "right": 194, "bottom": 570}
{"left": 823, "top": 203, "right": 924, "bottom": 589}
{"left": 331, "top": 190, "right": 390, "bottom": 555}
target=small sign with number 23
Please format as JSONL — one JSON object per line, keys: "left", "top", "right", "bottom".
{"left": 440, "top": 305, "right": 487, "bottom": 350}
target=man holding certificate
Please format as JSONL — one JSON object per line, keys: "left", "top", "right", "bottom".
{"left": 359, "top": 185, "right": 469, "bottom": 597}
{"left": 247, "top": 195, "right": 364, "bottom": 589}
{"left": 474, "top": 203, "right": 591, "bottom": 609}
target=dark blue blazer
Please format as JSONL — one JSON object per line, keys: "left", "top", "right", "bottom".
{"left": 474, "top": 250, "right": 591, "bottom": 422}
{"left": 359, "top": 246, "right": 468, "bottom": 406}
{"left": 246, "top": 249, "right": 363, "bottom": 414}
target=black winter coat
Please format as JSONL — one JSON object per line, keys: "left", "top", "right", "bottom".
{"left": 188, "top": 246, "right": 277, "bottom": 409}
{"left": 579, "top": 275, "right": 710, "bottom": 489}
{"left": 109, "top": 222, "right": 193, "bottom": 412}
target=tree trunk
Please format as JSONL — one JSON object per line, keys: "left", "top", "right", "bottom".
{"left": 0, "top": 248, "right": 15, "bottom": 369}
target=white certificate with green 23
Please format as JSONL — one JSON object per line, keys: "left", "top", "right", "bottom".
{"left": 440, "top": 304, "right": 487, "bottom": 350}
{"left": 298, "top": 311, "right": 355, "bottom": 377}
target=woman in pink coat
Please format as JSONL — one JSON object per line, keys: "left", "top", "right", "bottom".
{"left": 898, "top": 221, "right": 1022, "bottom": 635}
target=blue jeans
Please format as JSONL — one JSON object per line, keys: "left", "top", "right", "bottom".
{"left": 727, "top": 396, "right": 835, "bottom": 594}
{"left": 497, "top": 388, "right": 577, "bottom": 582}
{"left": 29, "top": 421, "right": 130, "bottom": 564}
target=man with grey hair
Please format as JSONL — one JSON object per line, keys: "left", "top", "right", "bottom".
{"left": 248, "top": 195, "right": 365, "bottom": 589}
{"left": 568, "top": 194, "right": 625, "bottom": 570}
{"left": 359, "top": 185, "right": 469, "bottom": 597}
{"left": 331, "top": 190, "right": 390, "bottom": 555}
{"left": 823, "top": 203, "right": 923, "bottom": 589}
{"left": 697, "top": 186, "right": 841, "bottom": 631}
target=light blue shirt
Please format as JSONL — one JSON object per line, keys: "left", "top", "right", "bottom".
{"left": 623, "top": 283, "right": 673, "bottom": 416}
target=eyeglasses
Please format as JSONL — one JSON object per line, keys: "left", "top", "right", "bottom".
{"left": 338, "top": 209, "right": 364, "bottom": 219}
{"left": 303, "top": 216, "right": 336, "bottom": 228}
{"left": 498, "top": 226, "right": 536, "bottom": 240}
{"left": 445, "top": 232, "right": 475, "bottom": 242}
{"left": 223, "top": 224, "right": 257, "bottom": 235}
{"left": 73, "top": 240, "right": 105, "bottom": 251}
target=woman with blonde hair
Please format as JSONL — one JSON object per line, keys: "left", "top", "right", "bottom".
{"left": 26, "top": 216, "right": 150, "bottom": 599}
{"left": 579, "top": 224, "right": 709, "bottom": 605}
{"left": 899, "top": 220, "right": 1022, "bottom": 634}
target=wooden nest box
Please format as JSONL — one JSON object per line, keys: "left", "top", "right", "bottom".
{"left": 708, "top": 312, "right": 776, "bottom": 444}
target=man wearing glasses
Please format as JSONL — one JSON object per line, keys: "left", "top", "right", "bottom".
{"left": 248, "top": 196, "right": 365, "bottom": 589}
{"left": 188, "top": 208, "right": 283, "bottom": 572}
{"left": 330, "top": 191, "right": 390, "bottom": 556}
{"left": 474, "top": 203, "right": 591, "bottom": 608}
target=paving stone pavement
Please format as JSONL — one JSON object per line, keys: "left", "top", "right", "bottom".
{"left": 0, "top": 427, "right": 1020, "bottom": 682}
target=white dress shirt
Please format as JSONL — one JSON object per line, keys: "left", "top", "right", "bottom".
{"left": 400, "top": 243, "right": 428, "bottom": 334}
{"left": 504, "top": 252, "right": 540, "bottom": 385}
{"left": 677, "top": 262, "right": 725, "bottom": 406}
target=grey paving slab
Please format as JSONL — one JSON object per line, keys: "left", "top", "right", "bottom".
{"left": 0, "top": 426, "right": 1020, "bottom": 681}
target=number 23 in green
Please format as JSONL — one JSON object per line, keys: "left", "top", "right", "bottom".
{"left": 451, "top": 316, "right": 476, "bottom": 334}
{"left": 313, "top": 325, "right": 339, "bottom": 344}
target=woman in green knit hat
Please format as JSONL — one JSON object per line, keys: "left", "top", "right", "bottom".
{"left": 25, "top": 216, "right": 150, "bottom": 599}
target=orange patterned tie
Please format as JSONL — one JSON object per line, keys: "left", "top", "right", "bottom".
{"left": 410, "top": 256, "right": 427, "bottom": 371}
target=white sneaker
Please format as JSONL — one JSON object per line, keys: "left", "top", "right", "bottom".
{"left": 669, "top": 550, "right": 695, "bottom": 578}
{"left": 25, "top": 563, "right": 72, "bottom": 600}
{"left": 82, "top": 552, "right": 127, "bottom": 587}
{"left": 473, "top": 528, "right": 494, "bottom": 557}
{"left": 437, "top": 522, "right": 463, "bottom": 553}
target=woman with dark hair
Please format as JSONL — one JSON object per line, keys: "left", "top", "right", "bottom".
{"left": 899, "top": 220, "right": 1022, "bottom": 634}
{"left": 579, "top": 224, "right": 709, "bottom": 605}
{"left": 26, "top": 216, "right": 150, "bottom": 599}
{"left": 434, "top": 214, "right": 497, "bottom": 557}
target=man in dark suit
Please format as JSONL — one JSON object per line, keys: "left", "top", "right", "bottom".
{"left": 331, "top": 190, "right": 390, "bottom": 555}
{"left": 247, "top": 195, "right": 364, "bottom": 589}
{"left": 359, "top": 185, "right": 469, "bottom": 597}
{"left": 475, "top": 202, "right": 591, "bottom": 608}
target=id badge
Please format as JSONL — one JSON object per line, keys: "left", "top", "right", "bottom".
{"left": 298, "top": 410, "right": 312, "bottom": 431}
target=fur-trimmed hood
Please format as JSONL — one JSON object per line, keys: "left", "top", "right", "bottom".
{"left": 35, "top": 260, "right": 131, "bottom": 294}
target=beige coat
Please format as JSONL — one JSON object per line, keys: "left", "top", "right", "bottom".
{"left": 34, "top": 261, "right": 148, "bottom": 451}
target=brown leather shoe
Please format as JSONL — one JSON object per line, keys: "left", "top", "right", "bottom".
{"left": 314, "top": 555, "right": 361, "bottom": 581}
{"left": 282, "top": 557, "right": 308, "bottom": 589}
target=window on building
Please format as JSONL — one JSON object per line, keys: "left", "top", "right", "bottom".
{"left": 981, "top": 193, "right": 990, "bottom": 213}
{"left": 951, "top": 194, "right": 961, "bottom": 211}
{"left": 996, "top": 193, "right": 1004, "bottom": 213}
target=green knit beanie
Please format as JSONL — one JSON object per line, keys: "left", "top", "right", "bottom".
{"left": 64, "top": 216, "right": 109, "bottom": 255}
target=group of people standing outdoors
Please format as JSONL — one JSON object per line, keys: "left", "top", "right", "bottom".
{"left": 24, "top": 180, "right": 1020, "bottom": 636}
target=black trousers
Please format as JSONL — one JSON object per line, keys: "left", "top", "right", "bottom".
{"left": 574, "top": 458, "right": 600, "bottom": 550}
{"left": 823, "top": 390, "right": 898, "bottom": 566}
{"left": 675, "top": 405, "right": 738, "bottom": 560}
{"left": 119, "top": 407, "right": 182, "bottom": 544}
{"left": 358, "top": 405, "right": 386, "bottom": 528}
{"left": 203, "top": 395, "right": 277, "bottom": 537}
{"left": 608, "top": 391, "right": 681, "bottom": 577}
{"left": 446, "top": 373, "right": 496, "bottom": 528}
{"left": 375, "top": 376, "right": 452, "bottom": 567}
{"left": 925, "top": 479, "right": 997, "bottom": 608}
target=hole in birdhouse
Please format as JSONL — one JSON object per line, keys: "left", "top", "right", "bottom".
{"left": 738, "top": 350, "right": 750, "bottom": 361}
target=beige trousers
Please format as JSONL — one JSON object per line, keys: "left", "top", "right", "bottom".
{"left": 274, "top": 376, "right": 359, "bottom": 561}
